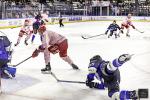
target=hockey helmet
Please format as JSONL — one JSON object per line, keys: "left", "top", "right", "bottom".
{"left": 24, "top": 19, "right": 30, "bottom": 26}
{"left": 113, "top": 20, "right": 116, "bottom": 23}
{"left": 90, "top": 55, "right": 102, "bottom": 62}
{"left": 25, "top": 19, "right": 29, "bottom": 22}
{"left": 127, "top": 13, "right": 132, "bottom": 19}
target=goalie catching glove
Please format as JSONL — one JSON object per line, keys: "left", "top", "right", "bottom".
{"left": 48, "top": 44, "right": 59, "bottom": 54}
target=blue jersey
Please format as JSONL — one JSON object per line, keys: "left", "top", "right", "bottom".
{"left": 87, "top": 58, "right": 124, "bottom": 87}
{"left": 86, "top": 55, "right": 135, "bottom": 99}
{"left": 107, "top": 23, "right": 121, "bottom": 31}
{"left": 0, "top": 36, "right": 10, "bottom": 60}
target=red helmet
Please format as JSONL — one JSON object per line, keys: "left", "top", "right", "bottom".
{"left": 38, "top": 25, "right": 46, "bottom": 32}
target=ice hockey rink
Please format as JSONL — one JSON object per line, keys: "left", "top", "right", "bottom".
{"left": 1, "top": 21, "right": 150, "bottom": 100}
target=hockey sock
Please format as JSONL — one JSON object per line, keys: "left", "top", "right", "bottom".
{"left": 31, "top": 34, "right": 35, "bottom": 42}
{"left": 61, "top": 56, "right": 73, "bottom": 65}
{"left": 40, "top": 35, "right": 42, "bottom": 41}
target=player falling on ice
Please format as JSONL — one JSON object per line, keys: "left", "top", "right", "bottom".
{"left": 105, "top": 20, "right": 123, "bottom": 38}
{"left": 31, "top": 11, "right": 49, "bottom": 43}
{"left": 86, "top": 54, "right": 148, "bottom": 100}
{"left": 120, "top": 14, "right": 135, "bottom": 37}
{"left": 14, "top": 19, "right": 33, "bottom": 46}
{"left": 32, "top": 25, "right": 79, "bottom": 73}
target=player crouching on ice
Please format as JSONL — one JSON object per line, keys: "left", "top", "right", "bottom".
{"left": 0, "top": 35, "right": 16, "bottom": 79}
{"left": 86, "top": 54, "right": 148, "bottom": 100}
{"left": 105, "top": 20, "right": 123, "bottom": 38}
{"left": 32, "top": 25, "right": 79, "bottom": 73}
{"left": 14, "top": 19, "right": 33, "bottom": 46}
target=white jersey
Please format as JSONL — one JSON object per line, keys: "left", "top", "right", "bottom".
{"left": 42, "top": 30, "right": 66, "bottom": 48}
{"left": 20, "top": 25, "right": 33, "bottom": 35}
{"left": 122, "top": 17, "right": 133, "bottom": 26}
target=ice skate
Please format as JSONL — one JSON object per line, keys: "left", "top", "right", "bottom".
{"left": 41, "top": 63, "right": 51, "bottom": 74}
{"left": 126, "top": 34, "right": 130, "bottom": 37}
{"left": 71, "top": 64, "right": 79, "bottom": 70}
{"left": 14, "top": 43, "right": 19, "bottom": 46}
{"left": 24, "top": 40, "right": 28, "bottom": 45}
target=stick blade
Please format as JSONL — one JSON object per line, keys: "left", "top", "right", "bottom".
{"left": 81, "top": 35, "right": 87, "bottom": 39}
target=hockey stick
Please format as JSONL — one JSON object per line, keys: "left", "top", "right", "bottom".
{"left": 135, "top": 28, "right": 144, "bottom": 33}
{"left": 0, "top": 30, "right": 7, "bottom": 36}
{"left": 50, "top": 72, "right": 59, "bottom": 81}
{"left": 81, "top": 34, "right": 105, "bottom": 39}
{"left": 58, "top": 80, "right": 85, "bottom": 84}
{"left": 50, "top": 72, "right": 85, "bottom": 84}
{"left": 12, "top": 56, "right": 32, "bottom": 67}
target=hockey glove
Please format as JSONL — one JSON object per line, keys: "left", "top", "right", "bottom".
{"left": 86, "top": 79, "right": 101, "bottom": 89}
{"left": 118, "top": 54, "right": 131, "bottom": 63}
{"left": 48, "top": 44, "right": 59, "bottom": 54}
{"left": 32, "top": 49, "right": 40, "bottom": 58}
{"left": 86, "top": 80, "right": 94, "bottom": 88}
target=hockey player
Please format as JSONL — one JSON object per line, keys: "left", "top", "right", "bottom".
{"left": 0, "top": 35, "right": 16, "bottom": 79}
{"left": 121, "top": 14, "right": 135, "bottom": 37}
{"left": 31, "top": 25, "right": 79, "bottom": 73}
{"left": 31, "top": 11, "right": 49, "bottom": 43}
{"left": 85, "top": 54, "right": 140, "bottom": 100}
{"left": 59, "top": 15, "right": 64, "bottom": 27}
{"left": 105, "top": 20, "right": 123, "bottom": 38}
{"left": 14, "top": 19, "right": 33, "bottom": 46}
{"left": 31, "top": 12, "right": 42, "bottom": 43}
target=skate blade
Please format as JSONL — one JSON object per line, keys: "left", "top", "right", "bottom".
{"left": 41, "top": 71, "right": 51, "bottom": 74}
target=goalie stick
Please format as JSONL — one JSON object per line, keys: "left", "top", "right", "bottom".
{"left": 81, "top": 34, "right": 105, "bottom": 39}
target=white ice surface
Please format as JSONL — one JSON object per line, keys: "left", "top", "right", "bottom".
{"left": 0, "top": 21, "right": 150, "bottom": 100}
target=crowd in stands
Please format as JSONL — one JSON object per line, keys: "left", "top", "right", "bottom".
{"left": 0, "top": 0, "right": 150, "bottom": 19}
